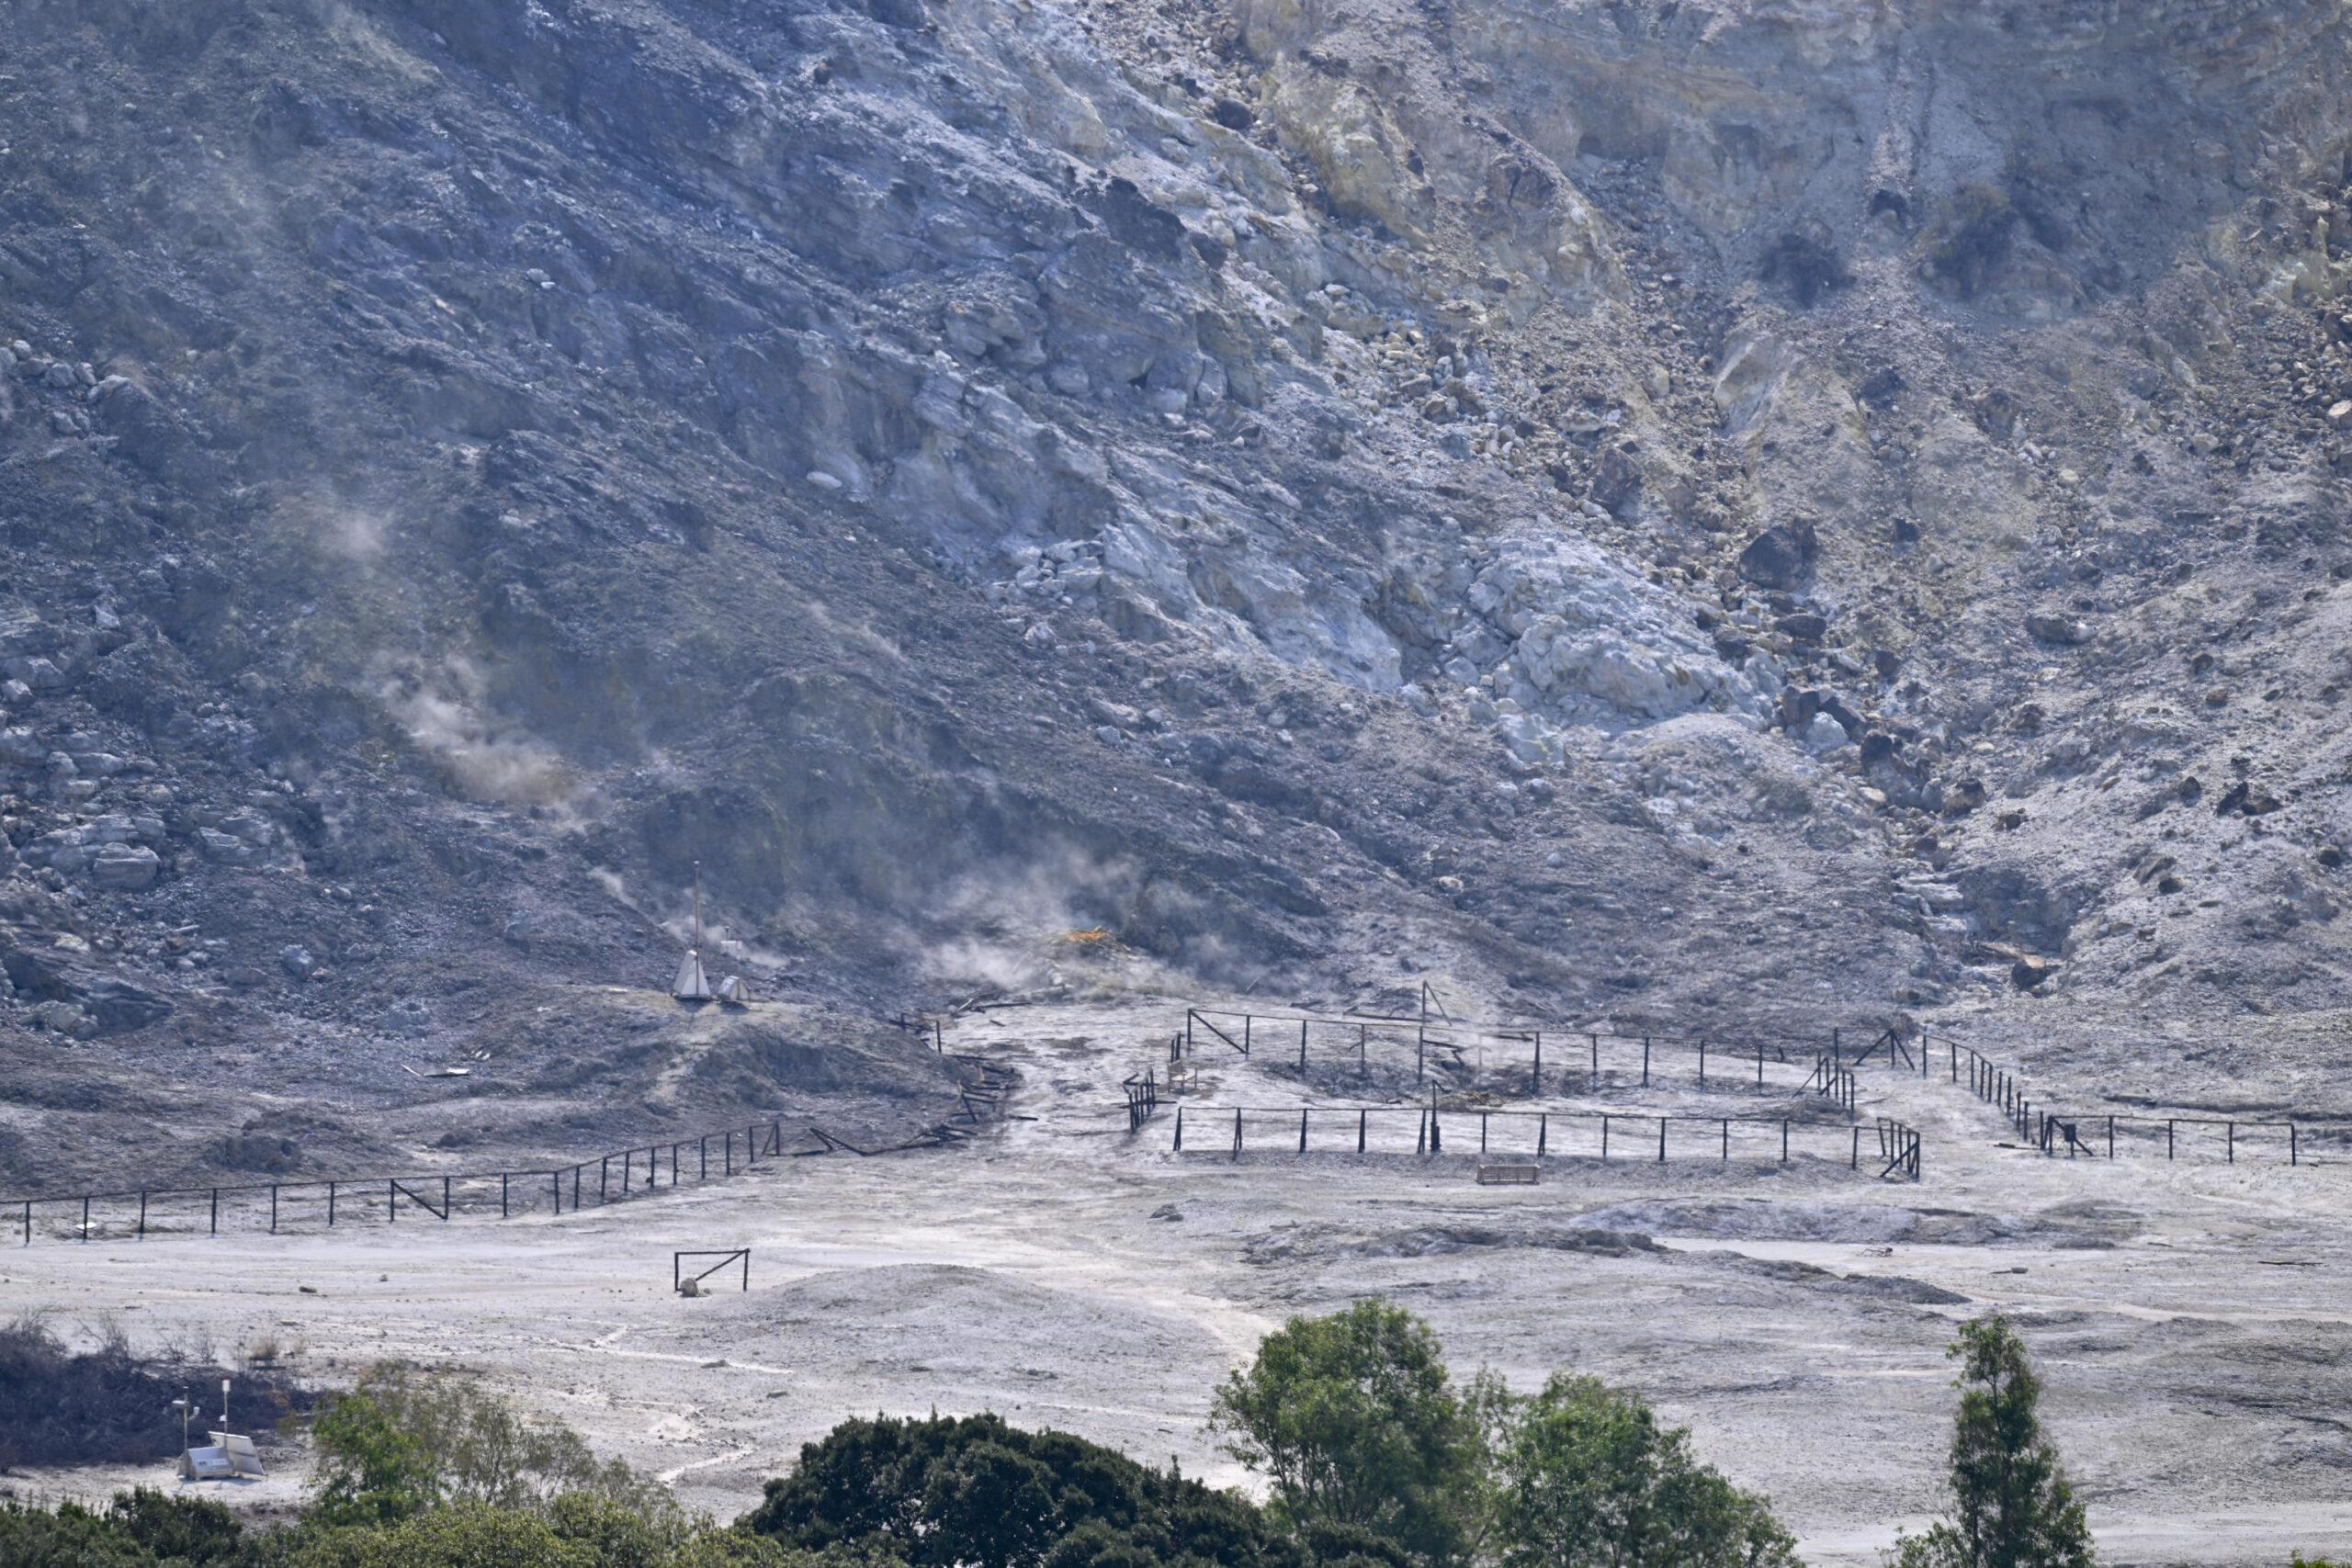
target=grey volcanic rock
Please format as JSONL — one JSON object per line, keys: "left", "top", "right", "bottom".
{"left": 0, "top": 0, "right": 2349, "bottom": 1183}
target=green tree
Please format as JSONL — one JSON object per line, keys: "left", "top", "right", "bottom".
{"left": 1209, "top": 1300, "right": 1482, "bottom": 1565}
{"left": 1492, "top": 1374, "right": 1798, "bottom": 1568}
{"left": 748, "top": 1411, "right": 1296, "bottom": 1568}
{"left": 310, "top": 1389, "right": 441, "bottom": 1528}
{"left": 1893, "top": 1315, "right": 2094, "bottom": 1568}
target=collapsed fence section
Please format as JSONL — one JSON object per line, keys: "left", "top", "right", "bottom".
{"left": 1165, "top": 1102, "right": 1922, "bottom": 1180}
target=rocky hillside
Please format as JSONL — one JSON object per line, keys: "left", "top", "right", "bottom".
{"left": 4, "top": 0, "right": 2351, "bottom": 1185}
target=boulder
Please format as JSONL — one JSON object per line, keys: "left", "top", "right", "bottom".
{"left": 198, "top": 828, "right": 259, "bottom": 865}
{"left": 2025, "top": 613, "right": 2090, "bottom": 646}
{"left": 1798, "top": 712, "right": 1850, "bottom": 753}
{"left": 1736, "top": 520, "right": 1817, "bottom": 590}
{"left": 89, "top": 843, "right": 160, "bottom": 890}
{"left": 1, "top": 946, "right": 172, "bottom": 1033}
{"left": 1589, "top": 443, "right": 1644, "bottom": 518}
{"left": 2010, "top": 954, "right": 2057, "bottom": 991}
{"left": 383, "top": 998, "right": 435, "bottom": 1037}
{"left": 31, "top": 998, "right": 96, "bottom": 1036}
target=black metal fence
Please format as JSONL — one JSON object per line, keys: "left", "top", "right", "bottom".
{"left": 1181, "top": 1007, "right": 1858, "bottom": 1105}
{"left": 1183, "top": 1006, "right": 2346, "bottom": 1168}
{"left": 1855, "top": 1027, "right": 2346, "bottom": 1166}
{"left": 6, "top": 1051, "right": 1016, "bottom": 1247}
{"left": 10, "top": 1117, "right": 796, "bottom": 1247}
{"left": 1168, "top": 1102, "right": 1922, "bottom": 1179}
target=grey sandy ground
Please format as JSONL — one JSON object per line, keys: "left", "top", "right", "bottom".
{"left": 6, "top": 995, "right": 2351, "bottom": 1567}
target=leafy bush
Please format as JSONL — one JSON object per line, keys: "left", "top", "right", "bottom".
{"left": 1493, "top": 1376, "right": 1797, "bottom": 1568}
{"left": 748, "top": 1411, "right": 1299, "bottom": 1568}
{"left": 309, "top": 1366, "right": 668, "bottom": 1528}
{"left": 1892, "top": 1314, "right": 2094, "bottom": 1568}
{"left": 0, "top": 1488, "right": 247, "bottom": 1567}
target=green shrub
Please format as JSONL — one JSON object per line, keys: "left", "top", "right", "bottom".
{"left": 307, "top": 1366, "right": 668, "bottom": 1528}
{"left": 288, "top": 1500, "right": 588, "bottom": 1568}
{"left": 0, "top": 1489, "right": 249, "bottom": 1567}
{"left": 1493, "top": 1376, "right": 1797, "bottom": 1568}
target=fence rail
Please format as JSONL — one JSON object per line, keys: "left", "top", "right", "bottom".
{"left": 10, "top": 1117, "right": 796, "bottom": 1247}
{"left": 1860, "top": 1027, "right": 2346, "bottom": 1166}
{"left": 1181, "top": 1007, "right": 1849, "bottom": 1104}
{"left": 6, "top": 1051, "right": 1013, "bottom": 1247}
{"left": 1183, "top": 1006, "right": 2347, "bottom": 1168}
{"left": 1166, "top": 1102, "right": 1922, "bottom": 1179}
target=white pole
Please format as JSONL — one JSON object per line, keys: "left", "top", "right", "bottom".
{"left": 221, "top": 1377, "right": 231, "bottom": 1430}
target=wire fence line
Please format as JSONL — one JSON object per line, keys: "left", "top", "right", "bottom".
{"left": 1857, "top": 1027, "right": 2344, "bottom": 1166}
{"left": 1180, "top": 1004, "right": 2348, "bottom": 1168}
{"left": 6, "top": 1053, "right": 1014, "bottom": 1248}
{"left": 1180, "top": 1006, "right": 1861, "bottom": 1110}
{"left": 10, "top": 1116, "right": 796, "bottom": 1247}
{"left": 1167, "top": 1102, "right": 1923, "bottom": 1180}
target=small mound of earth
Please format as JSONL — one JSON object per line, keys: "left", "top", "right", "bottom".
{"left": 658, "top": 1263, "right": 1221, "bottom": 1411}
{"left": 1568, "top": 1198, "right": 2126, "bottom": 1247}
{"left": 1337, "top": 1224, "right": 1659, "bottom": 1259}
{"left": 1729, "top": 1256, "right": 1972, "bottom": 1305}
